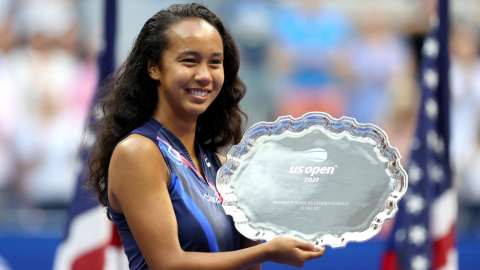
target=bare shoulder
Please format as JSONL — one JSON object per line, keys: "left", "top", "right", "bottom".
{"left": 110, "top": 134, "right": 166, "bottom": 175}
{"left": 215, "top": 152, "right": 227, "bottom": 165}
{"left": 112, "top": 134, "right": 158, "bottom": 159}
{"left": 109, "top": 134, "right": 170, "bottom": 203}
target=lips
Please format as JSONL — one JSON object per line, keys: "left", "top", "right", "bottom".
{"left": 186, "top": 89, "right": 210, "bottom": 97}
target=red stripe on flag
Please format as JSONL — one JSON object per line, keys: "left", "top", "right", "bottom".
{"left": 72, "top": 224, "right": 123, "bottom": 269}
{"left": 433, "top": 224, "right": 456, "bottom": 269}
{"left": 110, "top": 223, "right": 123, "bottom": 247}
{"left": 380, "top": 250, "right": 400, "bottom": 270}
{"left": 72, "top": 246, "right": 105, "bottom": 270}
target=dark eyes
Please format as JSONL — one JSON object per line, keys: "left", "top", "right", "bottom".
{"left": 210, "top": 60, "right": 222, "bottom": 65}
{"left": 181, "top": 59, "right": 222, "bottom": 65}
{"left": 182, "top": 59, "right": 196, "bottom": 63}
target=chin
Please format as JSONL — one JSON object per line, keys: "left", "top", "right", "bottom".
{"left": 185, "top": 104, "right": 210, "bottom": 118}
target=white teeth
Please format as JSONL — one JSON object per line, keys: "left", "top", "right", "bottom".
{"left": 188, "top": 89, "right": 208, "bottom": 97}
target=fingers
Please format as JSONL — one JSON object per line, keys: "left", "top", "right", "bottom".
{"left": 294, "top": 240, "right": 326, "bottom": 253}
{"left": 293, "top": 240, "right": 326, "bottom": 262}
{"left": 295, "top": 240, "right": 316, "bottom": 251}
{"left": 304, "top": 246, "right": 326, "bottom": 260}
{"left": 268, "top": 237, "right": 326, "bottom": 267}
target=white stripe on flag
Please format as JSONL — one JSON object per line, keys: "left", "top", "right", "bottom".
{"left": 53, "top": 206, "right": 112, "bottom": 270}
{"left": 430, "top": 188, "right": 457, "bottom": 239}
{"left": 104, "top": 246, "right": 129, "bottom": 270}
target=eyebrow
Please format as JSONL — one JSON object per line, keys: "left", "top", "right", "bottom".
{"left": 177, "top": 50, "right": 223, "bottom": 58}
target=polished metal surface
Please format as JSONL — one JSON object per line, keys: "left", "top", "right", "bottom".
{"left": 217, "top": 112, "right": 408, "bottom": 248}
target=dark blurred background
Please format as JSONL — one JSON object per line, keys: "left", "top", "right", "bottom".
{"left": 0, "top": 0, "right": 479, "bottom": 269}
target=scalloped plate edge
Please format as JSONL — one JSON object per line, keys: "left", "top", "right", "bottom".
{"left": 217, "top": 111, "right": 408, "bottom": 248}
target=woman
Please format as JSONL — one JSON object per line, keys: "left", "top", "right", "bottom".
{"left": 88, "top": 3, "right": 325, "bottom": 269}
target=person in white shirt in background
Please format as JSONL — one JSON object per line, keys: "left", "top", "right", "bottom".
{"left": 450, "top": 22, "right": 480, "bottom": 236}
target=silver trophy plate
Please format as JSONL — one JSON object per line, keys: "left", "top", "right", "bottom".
{"left": 217, "top": 112, "right": 408, "bottom": 248}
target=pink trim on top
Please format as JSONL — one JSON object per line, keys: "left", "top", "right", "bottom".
{"left": 208, "top": 181, "right": 224, "bottom": 203}
{"left": 156, "top": 136, "right": 222, "bottom": 202}
{"left": 157, "top": 136, "right": 171, "bottom": 147}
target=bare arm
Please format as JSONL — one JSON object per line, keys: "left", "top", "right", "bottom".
{"left": 108, "top": 135, "right": 325, "bottom": 270}
{"left": 240, "top": 237, "right": 262, "bottom": 270}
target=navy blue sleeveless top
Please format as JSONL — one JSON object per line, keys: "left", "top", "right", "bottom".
{"left": 107, "top": 118, "right": 242, "bottom": 270}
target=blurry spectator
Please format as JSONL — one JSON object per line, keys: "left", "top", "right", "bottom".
{"left": 0, "top": 9, "right": 18, "bottom": 191}
{"left": 269, "top": 0, "right": 353, "bottom": 119}
{"left": 449, "top": 22, "right": 480, "bottom": 233}
{"left": 346, "top": 12, "right": 412, "bottom": 124}
{"left": 459, "top": 126, "right": 480, "bottom": 236}
{"left": 9, "top": 0, "right": 95, "bottom": 209}
{"left": 450, "top": 23, "right": 480, "bottom": 180}
{"left": 221, "top": 0, "right": 275, "bottom": 124}
{"left": 403, "top": 0, "right": 438, "bottom": 64}
{"left": 380, "top": 59, "right": 419, "bottom": 165}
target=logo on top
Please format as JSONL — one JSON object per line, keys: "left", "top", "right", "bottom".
{"left": 168, "top": 146, "right": 182, "bottom": 161}
{"left": 157, "top": 136, "right": 183, "bottom": 162}
{"left": 204, "top": 193, "right": 222, "bottom": 204}
{"left": 290, "top": 148, "right": 336, "bottom": 176}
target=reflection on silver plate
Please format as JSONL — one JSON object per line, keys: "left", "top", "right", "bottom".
{"left": 217, "top": 112, "right": 408, "bottom": 248}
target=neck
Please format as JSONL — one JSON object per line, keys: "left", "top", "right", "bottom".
{"left": 152, "top": 104, "right": 198, "bottom": 157}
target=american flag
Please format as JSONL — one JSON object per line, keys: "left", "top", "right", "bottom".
{"left": 53, "top": 0, "right": 129, "bottom": 269}
{"left": 380, "top": 0, "right": 457, "bottom": 269}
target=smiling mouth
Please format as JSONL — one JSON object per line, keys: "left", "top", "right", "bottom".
{"left": 186, "top": 89, "right": 210, "bottom": 97}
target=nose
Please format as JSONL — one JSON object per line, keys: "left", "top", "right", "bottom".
{"left": 193, "top": 63, "right": 213, "bottom": 86}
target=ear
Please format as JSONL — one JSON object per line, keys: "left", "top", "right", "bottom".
{"left": 147, "top": 60, "right": 161, "bottom": 81}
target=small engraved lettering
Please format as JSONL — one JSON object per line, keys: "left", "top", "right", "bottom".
{"left": 273, "top": 200, "right": 349, "bottom": 207}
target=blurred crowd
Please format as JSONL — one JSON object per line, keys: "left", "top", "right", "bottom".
{"left": 0, "top": 0, "right": 479, "bottom": 236}
{"left": 0, "top": 0, "right": 98, "bottom": 230}
{"left": 450, "top": 22, "right": 480, "bottom": 234}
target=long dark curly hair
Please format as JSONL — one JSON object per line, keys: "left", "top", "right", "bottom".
{"left": 87, "top": 3, "right": 246, "bottom": 217}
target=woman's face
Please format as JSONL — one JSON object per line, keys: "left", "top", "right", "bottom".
{"left": 149, "top": 19, "right": 224, "bottom": 120}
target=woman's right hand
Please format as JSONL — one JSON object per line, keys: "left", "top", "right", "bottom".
{"left": 265, "top": 237, "right": 326, "bottom": 268}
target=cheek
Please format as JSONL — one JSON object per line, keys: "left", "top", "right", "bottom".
{"left": 214, "top": 70, "right": 225, "bottom": 90}
{"left": 173, "top": 68, "right": 192, "bottom": 87}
